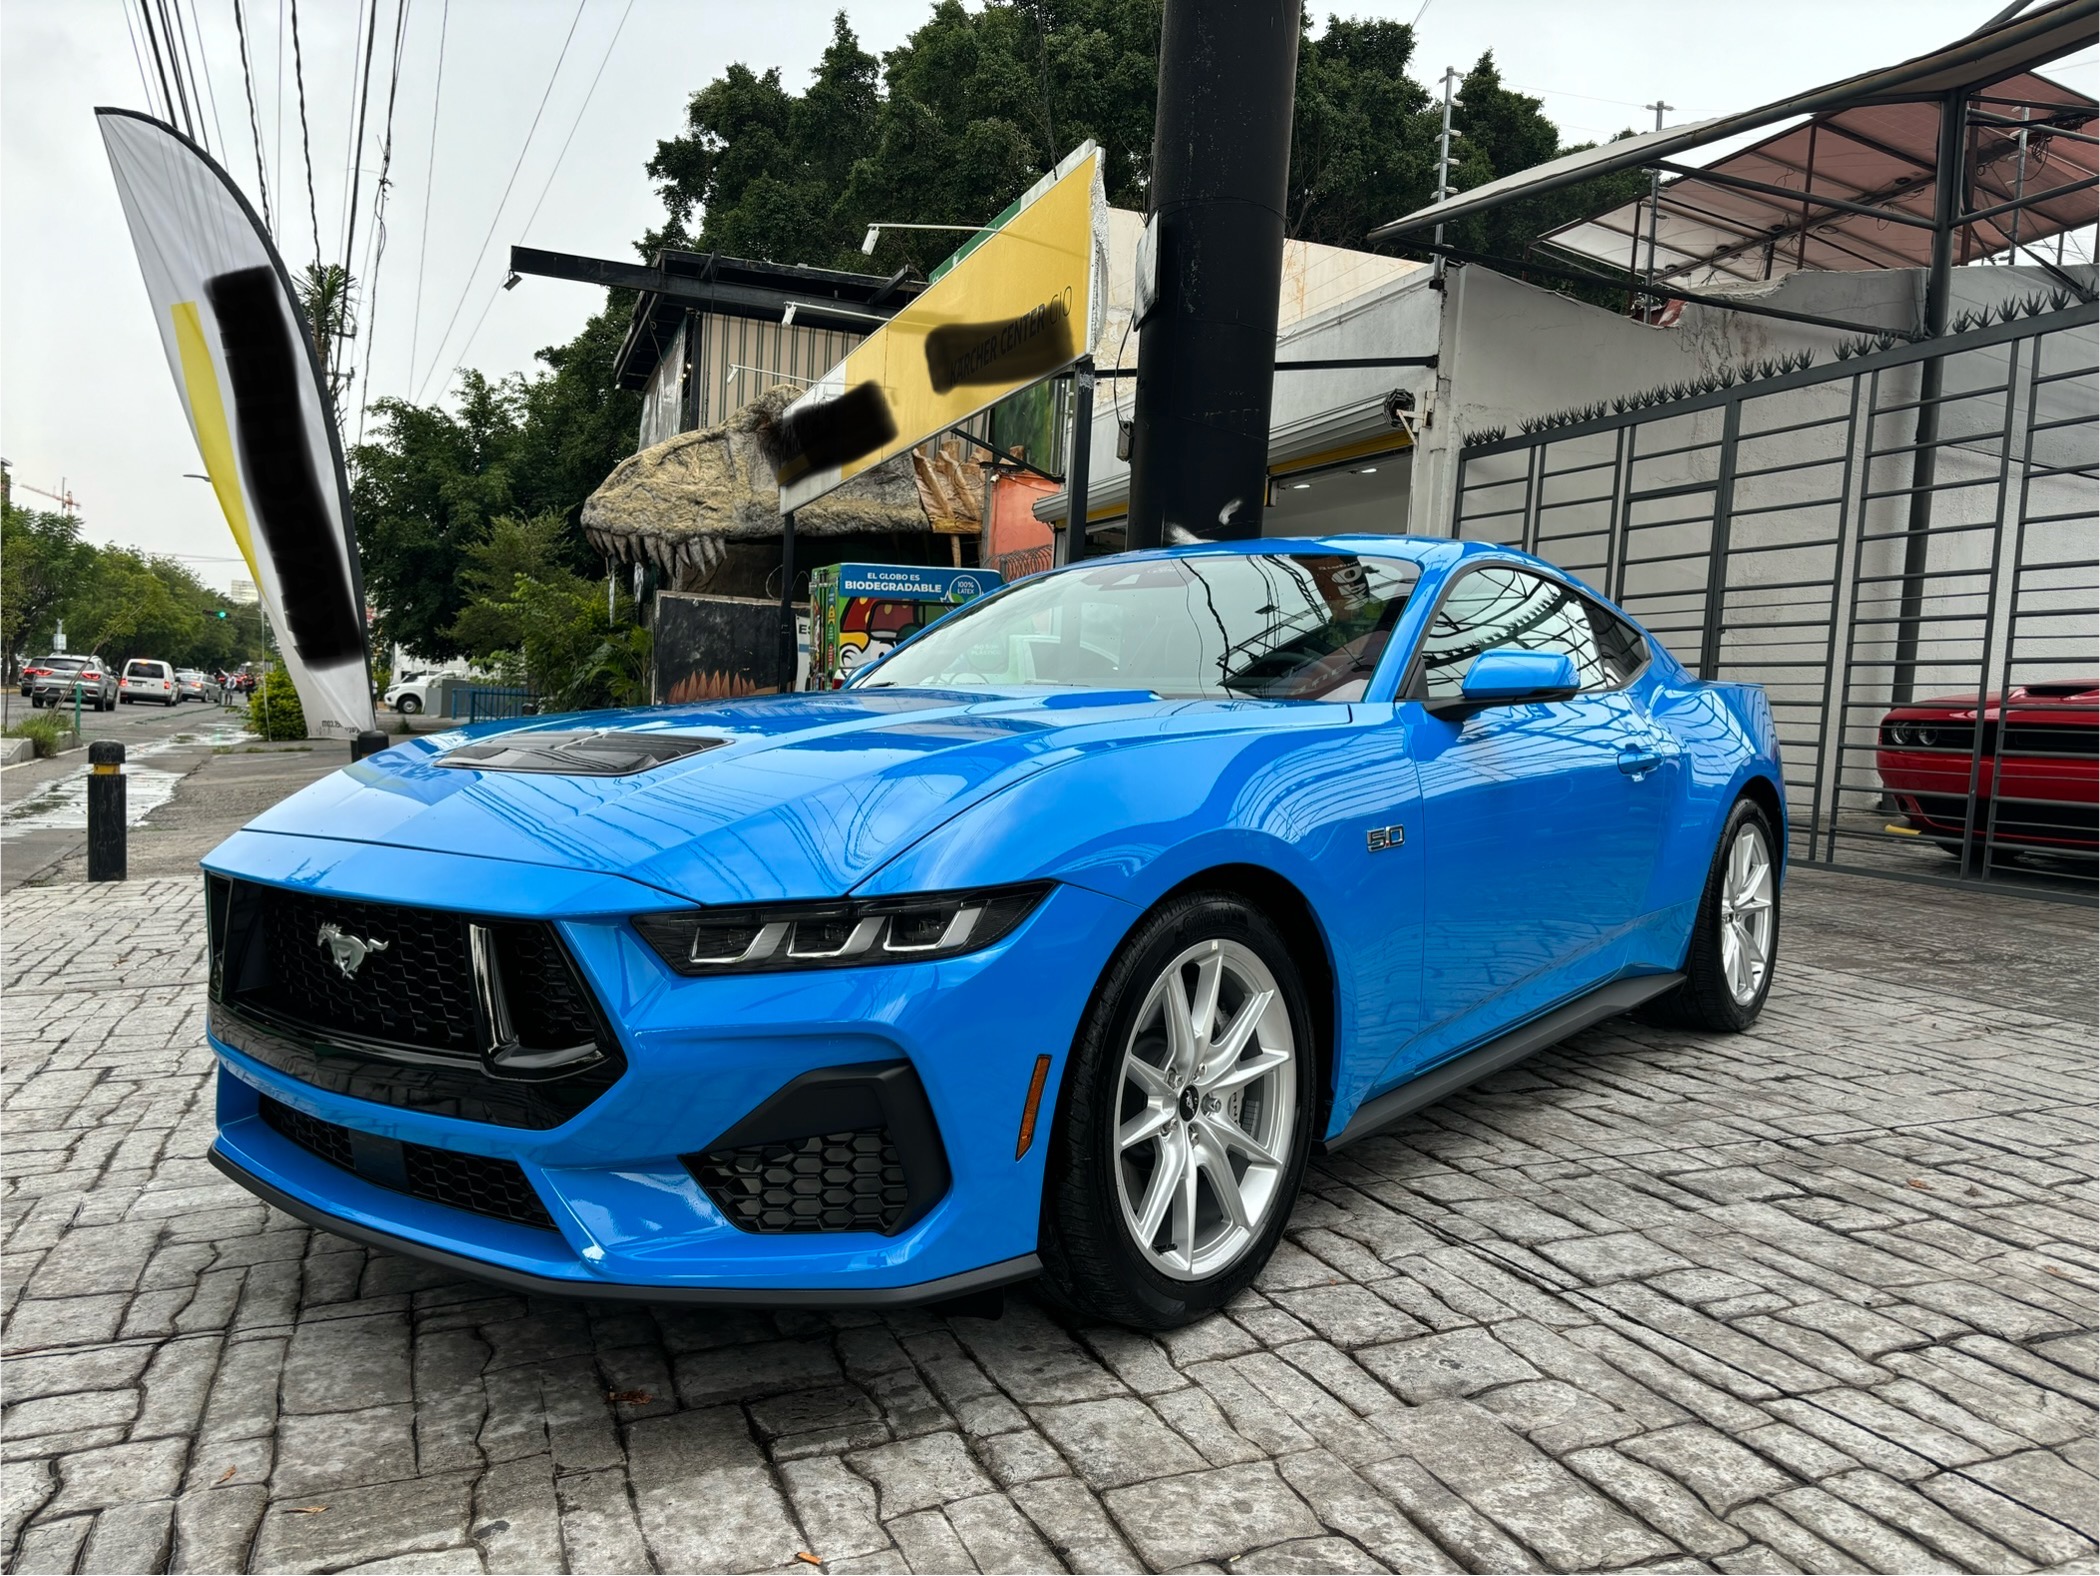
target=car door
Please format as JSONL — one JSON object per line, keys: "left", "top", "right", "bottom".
{"left": 1393, "top": 563, "right": 1678, "bottom": 1074}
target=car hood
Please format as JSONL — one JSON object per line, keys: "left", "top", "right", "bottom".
{"left": 227, "top": 687, "right": 1304, "bottom": 906}
{"left": 1887, "top": 682, "right": 2099, "bottom": 721}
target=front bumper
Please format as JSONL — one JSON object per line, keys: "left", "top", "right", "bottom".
{"left": 203, "top": 831, "right": 1137, "bottom": 1302}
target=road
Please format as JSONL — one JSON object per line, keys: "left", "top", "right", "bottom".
{"left": 0, "top": 696, "right": 345, "bottom": 892}
{"left": 0, "top": 725, "right": 2092, "bottom": 1571}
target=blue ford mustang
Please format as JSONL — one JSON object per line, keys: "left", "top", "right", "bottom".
{"left": 203, "top": 536, "right": 1782, "bottom": 1328}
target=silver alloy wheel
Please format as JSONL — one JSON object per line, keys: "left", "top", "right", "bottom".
{"left": 1112, "top": 937, "right": 1297, "bottom": 1282}
{"left": 1717, "top": 822, "right": 1776, "bottom": 1005}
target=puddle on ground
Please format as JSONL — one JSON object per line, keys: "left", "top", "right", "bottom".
{"left": 0, "top": 723, "right": 259, "bottom": 838}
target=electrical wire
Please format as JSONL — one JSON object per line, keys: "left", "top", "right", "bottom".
{"left": 336, "top": 0, "right": 389, "bottom": 383}
{"left": 274, "top": 0, "right": 284, "bottom": 239}
{"left": 353, "top": 0, "right": 414, "bottom": 450}
{"left": 233, "top": 0, "right": 275, "bottom": 234}
{"left": 406, "top": 0, "right": 450, "bottom": 395}
{"left": 175, "top": 0, "right": 229, "bottom": 157}
{"left": 335, "top": 0, "right": 372, "bottom": 255}
{"left": 443, "top": 0, "right": 635, "bottom": 388}
{"left": 121, "top": 1, "right": 165, "bottom": 123}
{"left": 139, "top": 0, "right": 186, "bottom": 137}
{"left": 288, "top": 0, "right": 324, "bottom": 265}
{"left": 411, "top": 0, "right": 587, "bottom": 403}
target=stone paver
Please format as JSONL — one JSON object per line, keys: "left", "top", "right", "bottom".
{"left": 2, "top": 870, "right": 2095, "bottom": 1572}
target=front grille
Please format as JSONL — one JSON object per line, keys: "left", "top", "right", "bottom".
{"left": 256, "top": 887, "right": 478, "bottom": 1054}
{"left": 211, "top": 879, "right": 625, "bottom": 1128}
{"left": 1881, "top": 719, "right": 2099, "bottom": 757}
{"left": 259, "top": 1096, "right": 556, "bottom": 1230}
{"left": 688, "top": 1128, "right": 911, "bottom": 1234}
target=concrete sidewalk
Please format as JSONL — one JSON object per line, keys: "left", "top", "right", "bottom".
{"left": 1, "top": 775, "right": 2094, "bottom": 1571}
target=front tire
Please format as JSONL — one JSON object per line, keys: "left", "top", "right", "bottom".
{"left": 396, "top": 694, "right": 421, "bottom": 715}
{"left": 1039, "top": 892, "right": 1315, "bottom": 1329}
{"left": 1648, "top": 797, "right": 1779, "bottom": 1032}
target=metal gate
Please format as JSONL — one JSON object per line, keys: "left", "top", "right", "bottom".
{"left": 1451, "top": 297, "right": 2098, "bottom": 894}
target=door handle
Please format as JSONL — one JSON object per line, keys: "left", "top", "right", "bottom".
{"left": 1617, "top": 743, "right": 1663, "bottom": 778}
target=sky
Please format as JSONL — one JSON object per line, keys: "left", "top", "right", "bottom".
{"left": 2, "top": 0, "right": 2093, "bottom": 592}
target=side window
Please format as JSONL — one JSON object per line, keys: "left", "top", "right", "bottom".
{"left": 1415, "top": 566, "right": 1607, "bottom": 701}
{"left": 1587, "top": 600, "right": 1650, "bottom": 687}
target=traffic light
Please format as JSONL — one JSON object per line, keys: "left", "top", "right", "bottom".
{"left": 213, "top": 609, "right": 228, "bottom": 619}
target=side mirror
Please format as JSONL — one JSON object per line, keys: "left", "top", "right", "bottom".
{"left": 1428, "top": 648, "right": 1580, "bottom": 719}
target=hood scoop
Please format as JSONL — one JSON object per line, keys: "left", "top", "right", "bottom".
{"left": 434, "top": 730, "right": 727, "bottom": 777}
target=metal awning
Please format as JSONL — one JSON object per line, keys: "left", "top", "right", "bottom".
{"left": 1537, "top": 70, "right": 2097, "bottom": 287}
{"left": 1367, "top": 0, "right": 2098, "bottom": 246}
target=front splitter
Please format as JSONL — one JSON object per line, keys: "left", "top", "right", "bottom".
{"left": 209, "top": 1146, "right": 1041, "bottom": 1308}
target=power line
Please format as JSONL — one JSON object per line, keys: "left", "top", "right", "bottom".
{"left": 141, "top": 0, "right": 189, "bottom": 138}
{"left": 176, "top": 0, "right": 229, "bottom": 158}
{"left": 288, "top": 0, "right": 323, "bottom": 265}
{"left": 353, "top": 0, "right": 415, "bottom": 451}
{"left": 412, "top": 0, "right": 587, "bottom": 403}
{"left": 446, "top": 0, "right": 635, "bottom": 381}
{"left": 406, "top": 0, "right": 451, "bottom": 395}
{"left": 120, "top": 1, "right": 164, "bottom": 122}
{"left": 233, "top": 0, "right": 275, "bottom": 234}
{"left": 336, "top": 0, "right": 372, "bottom": 256}
{"left": 335, "top": 0, "right": 388, "bottom": 383}
{"left": 274, "top": 0, "right": 284, "bottom": 240}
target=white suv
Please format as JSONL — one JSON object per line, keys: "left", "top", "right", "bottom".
{"left": 120, "top": 658, "right": 178, "bottom": 706}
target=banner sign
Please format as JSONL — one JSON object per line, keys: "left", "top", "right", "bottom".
{"left": 777, "top": 143, "right": 1107, "bottom": 513}
{"left": 97, "top": 108, "right": 375, "bottom": 736}
{"left": 833, "top": 564, "right": 1000, "bottom": 602}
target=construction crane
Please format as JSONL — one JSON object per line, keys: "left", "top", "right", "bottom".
{"left": 0, "top": 459, "right": 79, "bottom": 515}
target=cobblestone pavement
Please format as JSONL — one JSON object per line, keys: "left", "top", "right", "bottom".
{"left": 3, "top": 873, "right": 2095, "bottom": 1575}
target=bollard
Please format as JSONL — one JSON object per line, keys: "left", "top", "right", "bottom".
{"left": 87, "top": 741, "right": 125, "bottom": 882}
{"left": 351, "top": 730, "right": 389, "bottom": 762}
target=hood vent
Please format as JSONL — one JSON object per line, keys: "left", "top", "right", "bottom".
{"left": 434, "top": 730, "right": 727, "bottom": 777}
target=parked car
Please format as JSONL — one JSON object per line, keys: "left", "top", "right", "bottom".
{"left": 176, "top": 669, "right": 215, "bottom": 703}
{"left": 120, "top": 658, "right": 179, "bottom": 706}
{"left": 383, "top": 671, "right": 438, "bottom": 714}
{"left": 201, "top": 537, "right": 1783, "bottom": 1327}
{"left": 227, "top": 669, "right": 259, "bottom": 696}
{"left": 29, "top": 655, "right": 115, "bottom": 710}
{"left": 19, "top": 655, "right": 64, "bottom": 698}
{"left": 1877, "top": 681, "right": 2099, "bottom": 854}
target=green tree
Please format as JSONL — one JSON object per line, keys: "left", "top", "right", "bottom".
{"left": 448, "top": 514, "right": 650, "bottom": 711}
{"left": 1, "top": 503, "right": 88, "bottom": 673}
{"left": 351, "top": 301, "right": 639, "bottom": 660}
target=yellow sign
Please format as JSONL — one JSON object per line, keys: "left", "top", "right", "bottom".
{"left": 778, "top": 143, "right": 1105, "bottom": 512}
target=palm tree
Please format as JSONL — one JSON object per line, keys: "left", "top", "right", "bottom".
{"left": 294, "top": 261, "right": 358, "bottom": 418}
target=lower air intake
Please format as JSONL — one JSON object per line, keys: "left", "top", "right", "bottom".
{"left": 259, "top": 1096, "right": 556, "bottom": 1231}
{"left": 689, "top": 1128, "right": 911, "bottom": 1234}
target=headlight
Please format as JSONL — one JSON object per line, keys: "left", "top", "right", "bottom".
{"left": 632, "top": 883, "right": 1052, "bottom": 976}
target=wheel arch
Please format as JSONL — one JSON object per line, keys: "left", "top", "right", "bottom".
{"left": 1136, "top": 861, "right": 1341, "bottom": 1140}
{"left": 1734, "top": 770, "right": 1787, "bottom": 873}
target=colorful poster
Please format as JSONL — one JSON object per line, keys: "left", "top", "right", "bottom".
{"left": 97, "top": 108, "right": 375, "bottom": 736}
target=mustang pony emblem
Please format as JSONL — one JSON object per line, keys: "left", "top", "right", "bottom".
{"left": 316, "top": 922, "right": 389, "bottom": 980}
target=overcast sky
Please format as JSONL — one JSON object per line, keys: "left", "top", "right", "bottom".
{"left": 2, "top": 0, "right": 2092, "bottom": 591}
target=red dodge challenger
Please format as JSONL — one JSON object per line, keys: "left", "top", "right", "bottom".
{"left": 1878, "top": 681, "right": 2099, "bottom": 854}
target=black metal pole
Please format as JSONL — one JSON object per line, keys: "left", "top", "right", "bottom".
{"left": 1892, "top": 86, "right": 1968, "bottom": 706}
{"left": 1126, "top": 0, "right": 1302, "bottom": 550}
{"left": 777, "top": 510, "right": 798, "bottom": 692}
{"left": 86, "top": 741, "right": 125, "bottom": 882}
{"left": 1058, "top": 360, "right": 1096, "bottom": 567}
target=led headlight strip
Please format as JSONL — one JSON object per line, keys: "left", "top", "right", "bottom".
{"left": 632, "top": 883, "right": 1052, "bottom": 976}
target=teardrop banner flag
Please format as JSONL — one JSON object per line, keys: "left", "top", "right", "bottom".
{"left": 97, "top": 108, "right": 376, "bottom": 736}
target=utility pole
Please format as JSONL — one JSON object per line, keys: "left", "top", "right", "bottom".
{"left": 1643, "top": 99, "right": 1674, "bottom": 316}
{"left": 1125, "top": 0, "right": 1302, "bottom": 550}
{"left": 1433, "top": 68, "right": 1462, "bottom": 288}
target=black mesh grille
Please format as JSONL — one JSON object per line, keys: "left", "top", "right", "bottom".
{"left": 258, "top": 1097, "right": 354, "bottom": 1170}
{"left": 256, "top": 887, "right": 477, "bottom": 1053}
{"left": 494, "top": 923, "right": 600, "bottom": 1049}
{"left": 259, "top": 1096, "right": 556, "bottom": 1231}
{"left": 689, "top": 1128, "right": 911, "bottom": 1234}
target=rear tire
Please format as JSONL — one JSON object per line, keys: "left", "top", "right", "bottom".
{"left": 1645, "top": 797, "right": 1779, "bottom": 1032}
{"left": 1039, "top": 892, "right": 1316, "bottom": 1329}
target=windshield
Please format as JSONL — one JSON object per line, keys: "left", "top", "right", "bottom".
{"left": 859, "top": 552, "right": 1421, "bottom": 701}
